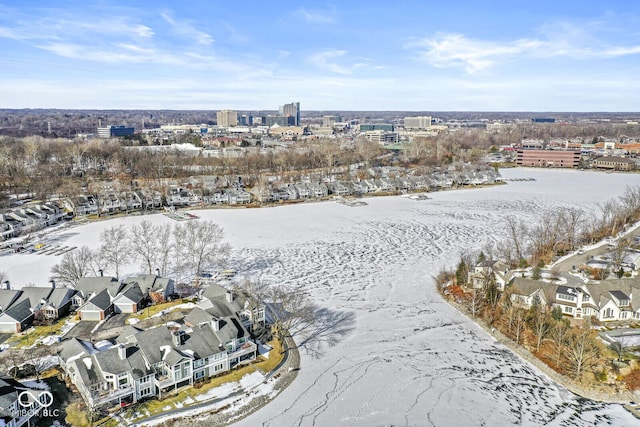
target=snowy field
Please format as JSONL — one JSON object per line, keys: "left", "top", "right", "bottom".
{"left": 3, "top": 168, "right": 640, "bottom": 426}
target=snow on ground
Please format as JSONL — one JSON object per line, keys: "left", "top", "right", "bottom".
{"left": 3, "top": 168, "right": 640, "bottom": 426}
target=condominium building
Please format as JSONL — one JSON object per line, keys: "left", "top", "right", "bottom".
{"left": 216, "top": 110, "right": 238, "bottom": 127}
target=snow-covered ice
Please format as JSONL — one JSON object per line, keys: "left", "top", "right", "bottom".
{"left": 2, "top": 168, "right": 640, "bottom": 426}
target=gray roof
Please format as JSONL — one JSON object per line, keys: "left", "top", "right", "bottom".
{"left": 83, "top": 289, "right": 112, "bottom": 311}
{"left": 0, "top": 289, "right": 21, "bottom": 312}
{"left": 14, "top": 287, "right": 54, "bottom": 310}
{"left": 94, "top": 345, "right": 150, "bottom": 380}
{"left": 76, "top": 276, "right": 123, "bottom": 299}
{"left": 0, "top": 376, "right": 22, "bottom": 418}
{"left": 610, "top": 290, "right": 630, "bottom": 301}
{"left": 183, "top": 307, "right": 216, "bottom": 327}
{"left": 214, "top": 316, "right": 247, "bottom": 343}
{"left": 58, "top": 338, "right": 94, "bottom": 363}
{"left": 1, "top": 299, "right": 34, "bottom": 323}
{"left": 134, "top": 326, "right": 175, "bottom": 365}
{"left": 46, "top": 288, "right": 76, "bottom": 309}
{"left": 125, "top": 274, "right": 174, "bottom": 297}
{"left": 117, "top": 283, "right": 145, "bottom": 304}
{"left": 115, "top": 325, "right": 143, "bottom": 344}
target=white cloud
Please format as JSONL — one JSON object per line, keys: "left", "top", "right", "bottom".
{"left": 307, "top": 50, "right": 377, "bottom": 75}
{"left": 295, "top": 7, "right": 336, "bottom": 24}
{"left": 160, "top": 11, "right": 214, "bottom": 45}
{"left": 407, "top": 31, "right": 640, "bottom": 73}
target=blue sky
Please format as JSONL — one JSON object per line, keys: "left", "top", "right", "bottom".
{"left": 1, "top": 1, "right": 640, "bottom": 111}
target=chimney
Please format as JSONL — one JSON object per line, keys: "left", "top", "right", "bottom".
{"left": 172, "top": 331, "right": 182, "bottom": 346}
{"left": 211, "top": 317, "right": 220, "bottom": 331}
{"left": 155, "top": 268, "right": 160, "bottom": 277}
{"left": 118, "top": 344, "right": 126, "bottom": 360}
{"left": 49, "top": 279, "right": 55, "bottom": 289}
{"left": 99, "top": 269, "right": 103, "bottom": 277}
{"left": 226, "top": 290, "right": 233, "bottom": 303}
{"left": 3, "top": 281, "right": 9, "bottom": 290}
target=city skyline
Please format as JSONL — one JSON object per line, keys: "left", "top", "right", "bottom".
{"left": 1, "top": 1, "right": 640, "bottom": 111}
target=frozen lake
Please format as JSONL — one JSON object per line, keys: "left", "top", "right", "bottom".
{"left": 3, "top": 168, "right": 639, "bottom": 426}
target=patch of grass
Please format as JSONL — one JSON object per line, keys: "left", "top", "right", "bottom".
{"left": 5, "top": 316, "right": 71, "bottom": 348}
{"left": 255, "top": 339, "right": 284, "bottom": 374}
{"left": 129, "top": 299, "right": 184, "bottom": 320}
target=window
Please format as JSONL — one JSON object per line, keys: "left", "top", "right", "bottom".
{"left": 604, "top": 308, "right": 614, "bottom": 318}
{"left": 194, "top": 370, "right": 205, "bottom": 380}
{"left": 139, "top": 385, "right": 152, "bottom": 396}
{"left": 557, "top": 294, "right": 575, "bottom": 302}
{"left": 118, "top": 373, "right": 128, "bottom": 387}
{"left": 214, "top": 363, "right": 224, "bottom": 372}
{"left": 582, "top": 294, "right": 590, "bottom": 302}
{"left": 194, "top": 358, "right": 205, "bottom": 368}
{"left": 563, "top": 306, "right": 573, "bottom": 313}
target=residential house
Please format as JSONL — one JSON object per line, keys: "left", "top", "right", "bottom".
{"left": 0, "top": 289, "right": 21, "bottom": 314}
{"left": 509, "top": 278, "right": 551, "bottom": 310}
{"left": 37, "top": 287, "right": 76, "bottom": 320}
{"left": 0, "top": 300, "right": 34, "bottom": 333}
{"left": 73, "top": 276, "right": 124, "bottom": 309}
{"left": 467, "top": 260, "right": 513, "bottom": 291}
{"left": 124, "top": 274, "right": 175, "bottom": 304}
{"left": 111, "top": 283, "right": 145, "bottom": 314}
{"left": 77, "top": 289, "right": 114, "bottom": 321}
{"left": 0, "top": 375, "right": 48, "bottom": 427}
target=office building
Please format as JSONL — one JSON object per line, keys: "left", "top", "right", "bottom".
{"left": 516, "top": 149, "right": 580, "bottom": 168}
{"left": 360, "top": 123, "right": 394, "bottom": 132}
{"left": 279, "top": 102, "right": 300, "bottom": 126}
{"left": 97, "top": 125, "right": 135, "bottom": 138}
{"left": 217, "top": 110, "right": 238, "bottom": 127}
{"left": 403, "top": 116, "right": 432, "bottom": 130}
{"left": 323, "top": 115, "right": 342, "bottom": 128}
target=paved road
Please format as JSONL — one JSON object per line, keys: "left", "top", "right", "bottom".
{"left": 552, "top": 222, "right": 640, "bottom": 284}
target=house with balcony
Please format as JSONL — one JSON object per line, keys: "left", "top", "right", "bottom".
{"left": 0, "top": 374, "right": 48, "bottom": 427}
{"left": 62, "top": 300, "right": 259, "bottom": 409}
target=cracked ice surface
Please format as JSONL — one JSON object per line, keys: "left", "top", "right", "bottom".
{"left": 3, "top": 168, "right": 639, "bottom": 426}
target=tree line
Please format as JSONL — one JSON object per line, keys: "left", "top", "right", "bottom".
{"left": 437, "top": 185, "right": 640, "bottom": 384}
{"left": 50, "top": 219, "right": 230, "bottom": 287}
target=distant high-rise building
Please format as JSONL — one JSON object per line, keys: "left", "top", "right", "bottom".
{"left": 266, "top": 115, "right": 296, "bottom": 127}
{"left": 279, "top": 102, "right": 300, "bottom": 126}
{"left": 323, "top": 115, "right": 342, "bottom": 128}
{"left": 217, "top": 110, "right": 238, "bottom": 127}
{"left": 239, "top": 114, "right": 253, "bottom": 126}
{"left": 403, "top": 116, "right": 432, "bottom": 130}
{"left": 97, "top": 125, "right": 135, "bottom": 138}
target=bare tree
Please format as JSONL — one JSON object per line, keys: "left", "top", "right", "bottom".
{"left": 504, "top": 216, "right": 528, "bottom": 266}
{"left": 178, "top": 220, "right": 230, "bottom": 277}
{"left": 27, "top": 346, "right": 54, "bottom": 382}
{"left": 565, "top": 320, "right": 601, "bottom": 381}
{"left": 129, "top": 220, "right": 158, "bottom": 274}
{"left": 513, "top": 310, "right": 526, "bottom": 345}
{"left": 528, "top": 306, "right": 551, "bottom": 353}
{"left": 263, "top": 285, "right": 317, "bottom": 346}
{"left": 99, "top": 225, "right": 130, "bottom": 278}
{"left": 155, "top": 223, "right": 174, "bottom": 277}
{"left": 550, "top": 319, "right": 570, "bottom": 369}
{"left": 51, "top": 246, "right": 95, "bottom": 287}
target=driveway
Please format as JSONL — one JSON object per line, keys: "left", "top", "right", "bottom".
{"left": 63, "top": 321, "right": 98, "bottom": 340}
{"left": 95, "top": 313, "right": 129, "bottom": 332}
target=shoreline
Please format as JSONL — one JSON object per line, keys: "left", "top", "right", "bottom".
{"left": 445, "top": 298, "right": 638, "bottom": 405}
